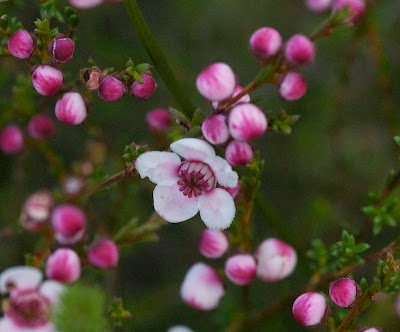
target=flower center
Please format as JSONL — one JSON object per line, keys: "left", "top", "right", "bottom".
{"left": 177, "top": 161, "right": 216, "bottom": 198}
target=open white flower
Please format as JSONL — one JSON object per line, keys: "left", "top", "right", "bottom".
{"left": 136, "top": 138, "right": 238, "bottom": 229}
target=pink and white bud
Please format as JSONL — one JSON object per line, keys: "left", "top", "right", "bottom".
{"left": 0, "top": 125, "right": 23, "bottom": 154}
{"left": 55, "top": 92, "right": 88, "bottom": 125}
{"left": 20, "top": 190, "right": 54, "bottom": 232}
{"left": 180, "top": 263, "right": 224, "bottom": 310}
{"left": 45, "top": 248, "right": 81, "bottom": 284}
{"left": 48, "top": 35, "right": 75, "bottom": 63}
{"left": 146, "top": 109, "right": 172, "bottom": 132}
{"left": 332, "top": 0, "right": 365, "bottom": 23}
{"left": 68, "top": 0, "right": 103, "bottom": 9}
{"left": 225, "top": 140, "right": 253, "bottom": 166}
{"left": 284, "top": 34, "right": 315, "bottom": 66}
{"left": 32, "top": 65, "right": 63, "bottom": 96}
{"left": 8, "top": 30, "right": 36, "bottom": 60}
{"left": 278, "top": 72, "right": 307, "bottom": 101}
{"left": 256, "top": 238, "right": 297, "bottom": 282}
{"left": 202, "top": 114, "right": 230, "bottom": 145}
{"left": 131, "top": 74, "right": 157, "bottom": 99}
{"left": 212, "top": 85, "right": 251, "bottom": 110}
{"left": 0, "top": 266, "right": 42, "bottom": 295}
{"left": 196, "top": 62, "right": 236, "bottom": 101}
{"left": 329, "top": 278, "right": 361, "bottom": 308}
{"left": 249, "top": 27, "right": 282, "bottom": 60}
{"left": 51, "top": 204, "right": 86, "bottom": 245}
{"left": 63, "top": 176, "right": 84, "bottom": 196}
{"left": 28, "top": 115, "right": 55, "bottom": 140}
{"left": 293, "top": 292, "right": 330, "bottom": 327}
{"left": 87, "top": 238, "right": 119, "bottom": 269}
{"left": 357, "top": 328, "right": 382, "bottom": 332}
{"left": 81, "top": 67, "right": 101, "bottom": 90}
{"left": 167, "top": 326, "right": 193, "bottom": 332}
{"left": 98, "top": 75, "right": 125, "bottom": 102}
{"left": 305, "top": 0, "right": 333, "bottom": 12}
{"left": 228, "top": 103, "right": 267, "bottom": 141}
{"left": 219, "top": 182, "right": 241, "bottom": 201}
{"left": 199, "top": 229, "right": 229, "bottom": 259}
{"left": 225, "top": 254, "right": 257, "bottom": 286}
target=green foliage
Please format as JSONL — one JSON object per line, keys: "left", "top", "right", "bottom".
{"left": 109, "top": 298, "right": 132, "bottom": 328}
{"left": 40, "top": 0, "right": 64, "bottom": 23}
{"left": 377, "top": 252, "right": 400, "bottom": 294}
{"left": 123, "top": 143, "right": 147, "bottom": 167}
{"left": 267, "top": 110, "right": 300, "bottom": 135}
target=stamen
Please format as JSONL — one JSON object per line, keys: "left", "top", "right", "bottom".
{"left": 177, "top": 161, "right": 216, "bottom": 198}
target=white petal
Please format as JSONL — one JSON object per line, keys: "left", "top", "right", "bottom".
{"left": 206, "top": 156, "right": 238, "bottom": 188}
{"left": 40, "top": 280, "right": 65, "bottom": 305}
{"left": 170, "top": 138, "right": 215, "bottom": 162}
{"left": 153, "top": 185, "right": 199, "bottom": 223}
{"left": 136, "top": 151, "right": 181, "bottom": 186}
{"left": 0, "top": 318, "right": 55, "bottom": 332}
{"left": 0, "top": 266, "right": 42, "bottom": 294}
{"left": 198, "top": 188, "right": 235, "bottom": 230}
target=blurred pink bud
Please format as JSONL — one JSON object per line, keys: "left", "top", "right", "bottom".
{"left": 8, "top": 30, "right": 36, "bottom": 59}
{"left": 131, "top": 74, "right": 157, "bottom": 99}
{"left": 63, "top": 176, "right": 84, "bottom": 196}
{"left": 20, "top": 191, "right": 54, "bottom": 232}
{"left": 167, "top": 326, "right": 193, "bottom": 332}
{"left": 98, "top": 75, "right": 125, "bottom": 102}
{"left": 202, "top": 114, "right": 230, "bottom": 145}
{"left": 199, "top": 229, "right": 229, "bottom": 259}
{"left": 249, "top": 27, "right": 282, "bottom": 60}
{"left": 228, "top": 103, "right": 267, "bottom": 141}
{"left": 212, "top": 85, "right": 250, "bottom": 110}
{"left": 28, "top": 115, "right": 55, "bottom": 140}
{"left": 146, "top": 109, "right": 172, "bottom": 132}
{"left": 305, "top": 0, "right": 333, "bottom": 12}
{"left": 68, "top": 0, "right": 103, "bottom": 9}
{"left": 88, "top": 238, "right": 119, "bottom": 269}
{"left": 32, "top": 65, "right": 63, "bottom": 96}
{"left": 51, "top": 205, "right": 86, "bottom": 245}
{"left": 329, "top": 278, "right": 361, "bottom": 308}
{"left": 196, "top": 62, "right": 236, "bottom": 101}
{"left": 333, "top": 0, "right": 365, "bottom": 23}
{"left": 284, "top": 34, "right": 315, "bottom": 66}
{"left": 225, "top": 140, "right": 253, "bottom": 166}
{"left": 256, "top": 238, "right": 297, "bottom": 282}
{"left": 357, "top": 328, "right": 382, "bottom": 332}
{"left": 278, "top": 72, "right": 307, "bottom": 101}
{"left": 225, "top": 254, "right": 257, "bottom": 286}
{"left": 55, "top": 92, "right": 88, "bottom": 125}
{"left": 293, "top": 292, "right": 330, "bottom": 327}
{"left": 180, "top": 263, "right": 224, "bottom": 310}
{"left": 46, "top": 248, "right": 81, "bottom": 284}
{"left": 219, "top": 182, "right": 240, "bottom": 201}
{"left": 48, "top": 36, "right": 75, "bottom": 63}
{"left": 0, "top": 125, "right": 23, "bottom": 154}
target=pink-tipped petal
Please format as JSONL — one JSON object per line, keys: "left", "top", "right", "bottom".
{"left": 202, "top": 114, "right": 230, "bottom": 145}
{"left": 332, "top": 0, "right": 365, "bottom": 23}
{"left": 45, "top": 249, "right": 81, "bottom": 284}
{"left": 39, "top": 281, "right": 65, "bottom": 305}
{"left": 229, "top": 103, "right": 267, "bottom": 141}
{"left": 225, "top": 254, "right": 257, "bottom": 285}
{"left": 293, "top": 292, "right": 329, "bottom": 327}
{"left": 0, "top": 125, "right": 24, "bottom": 154}
{"left": 146, "top": 109, "right": 172, "bottom": 132}
{"left": 284, "top": 34, "right": 315, "bottom": 66}
{"left": 8, "top": 30, "right": 35, "bottom": 59}
{"left": 32, "top": 65, "right": 63, "bottom": 96}
{"left": 249, "top": 27, "right": 282, "bottom": 60}
{"left": 329, "top": 278, "right": 361, "bottom": 308}
{"left": 167, "top": 326, "right": 193, "bottom": 332}
{"left": 170, "top": 138, "right": 216, "bottom": 162}
{"left": 55, "top": 92, "right": 88, "bottom": 125}
{"left": 205, "top": 155, "right": 238, "bottom": 188}
{"left": 0, "top": 267, "right": 42, "bottom": 295}
{"left": 278, "top": 72, "right": 307, "bottom": 101}
{"left": 87, "top": 239, "right": 119, "bottom": 269}
{"left": 305, "top": 0, "right": 332, "bottom": 12}
{"left": 225, "top": 140, "right": 253, "bottom": 166}
{"left": 68, "top": 0, "right": 103, "bottom": 8}
{"left": 199, "top": 229, "right": 229, "bottom": 259}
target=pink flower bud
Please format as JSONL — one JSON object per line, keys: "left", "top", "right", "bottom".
{"left": 358, "top": 328, "right": 382, "bottom": 332}
{"left": 20, "top": 191, "right": 54, "bottom": 232}
{"left": 63, "top": 176, "right": 84, "bottom": 196}
{"left": 32, "top": 65, "right": 63, "bottom": 96}
{"left": 284, "top": 34, "right": 315, "bottom": 66}
{"left": 98, "top": 75, "right": 125, "bottom": 102}
{"left": 68, "top": 0, "right": 103, "bottom": 9}
{"left": 278, "top": 72, "right": 307, "bottom": 101}
{"left": 55, "top": 92, "right": 88, "bottom": 125}
{"left": 51, "top": 205, "right": 86, "bottom": 245}
{"left": 0, "top": 125, "right": 23, "bottom": 154}
{"left": 28, "top": 115, "right": 56, "bottom": 140}
{"left": 333, "top": 0, "right": 365, "bottom": 23}
{"left": 146, "top": 109, "right": 172, "bottom": 132}
{"left": 256, "top": 238, "right": 297, "bottom": 282}
{"left": 212, "top": 85, "right": 250, "bottom": 110}
{"left": 87, "top": 238, "right": 119, "bottom": 269}
{"left": 8, "top": 30, "right": 36, "bottom": 59}
{"left": 329, "top": 278, "right": 361, "bottom": 308}
{"left": 225, "top": 254, "right": 257, "bottom": 286}
{"left": 199, "top": 229, "right": 229, "bottom": 259}
{"left": 131, "top": 74, "right": 157, "bottom": 99}
{"left": 167, "top": 326, "right": 193, "bottom": 332}
{"left": 196, "top": 62, "right": 236, "bottom": 101}
{"left": 202, "top": 114, "right": 230, "bottom": 145}
{"left": 228, "top": 103, "right": 267, "bottom": 141}
{"left": 249, "top": 27, "right": 282, "bottom": 60}
{"left": 46, "top": 248, "right": 81, "bottom": 284}
{"left": 180, "top": 263, "right": 224, "bottom": 310}
{"left": 48, "top": 35, "right": 75, "bottom": 63}
{"left": 305, "top": 0, "right": 333, "bottom": 12}
{"left": 293, "top": 292, "right": 330, "bottom": 327}
{"left": 219, "top": 182, "right": 241, "bottom": 201}
{"left": 225, "top": 140, "right": 253, "bottom": 166}
{"left": 81, "top": 67, "right": 101, "bottom": 90}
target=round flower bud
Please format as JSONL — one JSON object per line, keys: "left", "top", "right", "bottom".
{"left": 202, "top": 114, "right": 230, "bottom": 145}
{"left": 305, "top": 0, "right": 332, "bottom": 12}
{"left": 28, "top": 115, "right": 55, "bottom": 140}
{"left": 98, "top": 75, "right": 125, "bottom": 102}
{"left": 46, "top": 248, "right": 81, "bottom": 284}
{"left": 256, "top": 238, "right": 297, "bottom": 282}
{"left": 55, "top": 92, "right": 88, "bottom": 125}
{"left": 225, "top": 140, "right": 253, "bottom": 166}
{"left": 212, "top": 85, "right": 251, "bottom": 110}
{"left": 146, "top": 109, "right": 172, "bottom": 132}
{"left": 293, "top": 292, "right": 330, "bottom": 327}
{"left": 19, "top": 191, "right": 54, "bottom": 232}
{"left": 8, "top": 30, "right": 36, "bottom": 59}
{"left": 131, "top": 74, "right": 157, "bottom": 99}
{"left": 48, "top": 35, "right": 75, "bottom": 63}
{"left": 228, "top": 103, "right": 267, "bottom": 141}
{"left": 87, "top": 238, "right": 119, "bottom": 269}
{"left": 63, "top": 176, "right": 84, "bottom": 196}
{"left": 180, "top": 263, "right": 224, "bottom": 310}
{"left": 199, "top": 229, "right": 229, "bottom": 259}
{"left": 51, "top": 205, "right": 86, "bottom": 245}
{"left": 196, "top": 62, "right": 236, "bottom": 101}
{"left": 225, "top": 254, "right": 257, "bottom": 286}
{"left": 278, "top": 72, "right": 307, "bottom": 101}
{"left": 284, "top": 34, "right": 315, "bottom": 66}
{"left": 249, "top": 27, "right": 282, "bottom": 60}
{"left": 219, "top": 182, "right": 241, "bottom": 201}
{"left": 68, "top": 0, "right": 103, "bottom": 9}
{"left": 332, "top": 0, "right": 365, "bottom": 23}
{"left": 357, "top": 328, "right": 382, "bottom": 332}
{"left": 32, "top": 65, "right": 63, "bottom": 96}
{"left": 0, "top": 125, "right": 23, "bottom": 154}
{"left": 167, "top": 326, "right": 193, "bottom": 332}
{"left": 329, "top": 278, "right": 361, "bottom": 308}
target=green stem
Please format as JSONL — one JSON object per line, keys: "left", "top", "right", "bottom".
{"left": 124, "top": 0, "right": 196, "bottom": 118}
